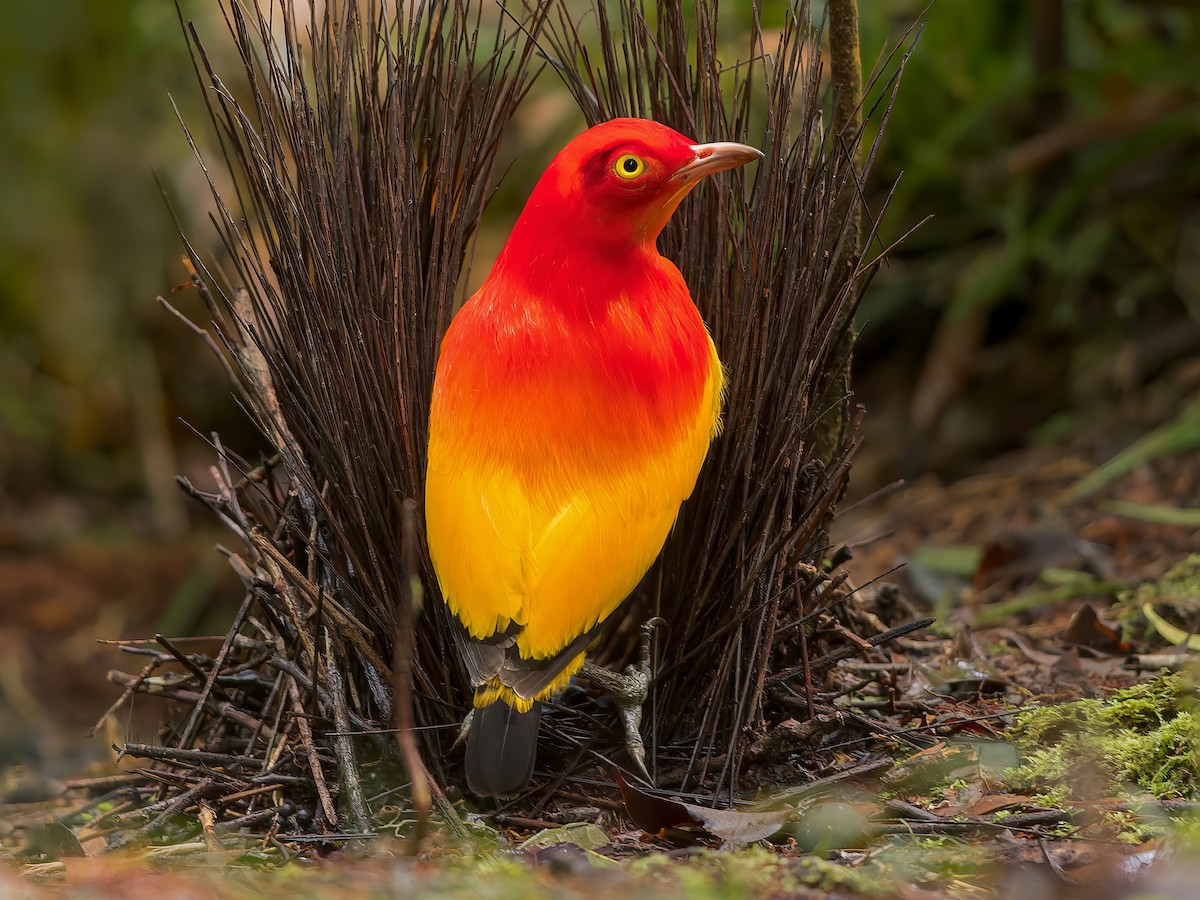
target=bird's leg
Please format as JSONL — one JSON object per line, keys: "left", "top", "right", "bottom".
{"left": 449, "top": 708, "right": 475, "bottom": 753}
{"left": 579, "top": 617, "right": 664, "bottom": 782}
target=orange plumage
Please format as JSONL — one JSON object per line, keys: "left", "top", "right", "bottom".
{"left": 425, "top": 118, "right": 761, "bottom": 795}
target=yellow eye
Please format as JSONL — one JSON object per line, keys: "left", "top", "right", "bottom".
{"left": 614, "top": 153, "right": 646, "bottom": 180}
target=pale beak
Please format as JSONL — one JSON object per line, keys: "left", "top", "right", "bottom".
{"left": 671, "top": 141, "right": 764, "bottom": 183}
{"left": 639, "top": 140, "right": 763, "bottom": 241}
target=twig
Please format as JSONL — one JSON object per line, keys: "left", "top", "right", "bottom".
{"left": 121, "top": 743, "right": 261, "bottom": 769}
{"left": 62, "top": 773, "right": 143, "bottom": 793}
{"left": 214, "top": 807, "right": 280, "bottom": 834}
{"left": 769, "top": 618, "right": 935, "bottom": 683}
{"left": 394, "top": 498, "right": 430, "bottom": 848}
{"left": 199, "top": 803, "right": 222, "bottom": 852}
{"left": 251, "top": 531, "right": 389, "bottom": 675}
{"left": 325, "top": 635, "right": 371, "bottom": 834}
{"left": 155, "top": 633, "right": 226, "bottom": 699}
{"left": 265, "top": 655, "right": 376, "bottom": 734}
{"left": 108, "top": 672, "right": 273, "bottom": 739}
{"left": 177, "top": 592, "right": 254, "bottom": 749}
{"left": 285, "top": 676, "right": 338, "bottom": 830}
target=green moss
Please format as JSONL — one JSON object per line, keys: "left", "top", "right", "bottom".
{"left": 792, "top": 854, "right": 881, "bottom": 895}
{"left": 1164, "top": 807, "right": 1200, "bottom": 847}
{"left": 870, "top": 836, "right": 995, "bottom": 891}
{"left": 1007, "top": 673, "right": 1200, "bottom": 801}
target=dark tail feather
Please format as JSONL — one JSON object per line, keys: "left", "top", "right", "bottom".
{"left": 465, "top": 701, "right": 541, "bottom": 797}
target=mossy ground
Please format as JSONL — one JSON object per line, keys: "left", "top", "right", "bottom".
{"left": 1006, "top": 672, "right": 1200, "bottom": 803}
{"left": 8, "top": 839, "right": 1010, "bottom": 899}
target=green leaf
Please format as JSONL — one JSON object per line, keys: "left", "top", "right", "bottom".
{"left": 518, "top": 823, "right": 610, "bottom": 852}
{"left": 1070, "top": 404, "right": 1200, "bottom": 499}
{"left": 972, "top": 579, "right": 1126, "bottom": 626}
{"left": 908, "top": 544, "right": 982, "bottom": 577}
{"left": 1142, "top": 604, "right": 1200, "bottom": 651}
{"left": 1099, "top": 501, "right": 1200, "bottom": 528}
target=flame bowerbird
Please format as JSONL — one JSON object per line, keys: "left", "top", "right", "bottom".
{"left": 426, "top": 118, "right": 761, "bottom": 797}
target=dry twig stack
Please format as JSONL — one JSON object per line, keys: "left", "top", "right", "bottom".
{"left": 98, "top": 0, "right": 918, "bottom": 840}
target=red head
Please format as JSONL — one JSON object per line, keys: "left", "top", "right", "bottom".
{"left": 494, "top": 118, "right": 762, "bottom": 277}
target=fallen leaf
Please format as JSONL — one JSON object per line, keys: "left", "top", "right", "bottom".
{"left": 962, "top": 793, "right": 1034, "bottom": 817}
{"left": 683, "top": 805, "right": 794, "bottom": 845}
{"left": 518, "top": 823, "right": 609, "bottom": 852}
{"left": 612, "top": 770, "right": 790, "bottom": 846}
{"left": 1061, "top": 602, "right": 1129, "bottom": 653}
{"left": 31, "top": 822, "right": 86, "bottom": 859}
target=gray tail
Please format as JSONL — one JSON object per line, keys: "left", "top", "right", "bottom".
{"left": 465, "top": 701, "right": 541, "bottom": 797}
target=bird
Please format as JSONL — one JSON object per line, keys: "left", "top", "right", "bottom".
{"left": 425, "top": 117, "right": 762, "bottom": 797}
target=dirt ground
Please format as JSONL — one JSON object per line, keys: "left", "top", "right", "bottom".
{"left": 0, "top": 525, "right": 242, "bottom": 779}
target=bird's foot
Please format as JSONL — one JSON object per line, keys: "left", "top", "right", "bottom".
{"left": 579, "top": 617, "right": 664, "bottom": 782}
{"left": 450, "top": 708, "right": 474, "bottom": 753}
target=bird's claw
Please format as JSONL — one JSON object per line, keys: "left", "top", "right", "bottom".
{"left": 581, "top": 617, "right": 664, "bottom": 782}
{"left": 450, "top": 708, "right": 474, "bottom": 753}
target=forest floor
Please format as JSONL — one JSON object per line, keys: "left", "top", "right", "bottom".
{"left": 2, "top": 375, "right": 1199, "bottom": 898}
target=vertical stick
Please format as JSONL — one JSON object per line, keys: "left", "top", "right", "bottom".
{"left": 326, "top": 635, "right": 371, "bottom": 834}
{"left": 815, "top": 0, "right": 865, "bottom": 465}
{"left": 829, "top": 0, "right": 864, "bottom": 252}
{"left": 394, "top": 498, "right": 430, "bottom": 848}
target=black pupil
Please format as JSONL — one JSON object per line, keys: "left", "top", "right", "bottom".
{"left": 622, "top": 157, "right": 639, "bottom": 173}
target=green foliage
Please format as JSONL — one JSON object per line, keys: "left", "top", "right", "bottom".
{"left": 631, "top": 848, "right": 881, "bottom": 897}
{"left": 0, "top": 0, "right": 231, "bottom": 507}
{"left": 1100, "top": 500, "right": 1200, "bottom": 528}
{"left": 856, "top": 0, "right": 1200, "bottom": 448}
{"left": 870, "top": 836, "right": 995, "bottom": 890}
{"left": 1007, "top": 673, "right": 1200, "bottom": 800}
{"left": 861, "top": 0, "right": 1199, "bottom": 317}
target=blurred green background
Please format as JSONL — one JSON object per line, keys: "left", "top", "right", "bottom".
{"left": 0, "top": 0, "right": 1197, "bottom": 766}
{"left": 0, "top": 0, "right": 239, "bottom": 543}
{"left": 854, "top": 0, "right": 1199, "bottom": 486}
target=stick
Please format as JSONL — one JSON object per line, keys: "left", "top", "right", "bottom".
{"left": 393, "top": 498, "right": 430, "bottom": 848}
{"left": 286, "top": 676, "right": 338, "bottom": 829}
{"left": 326, "top": 635, "right": 371, "bottom": 834}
